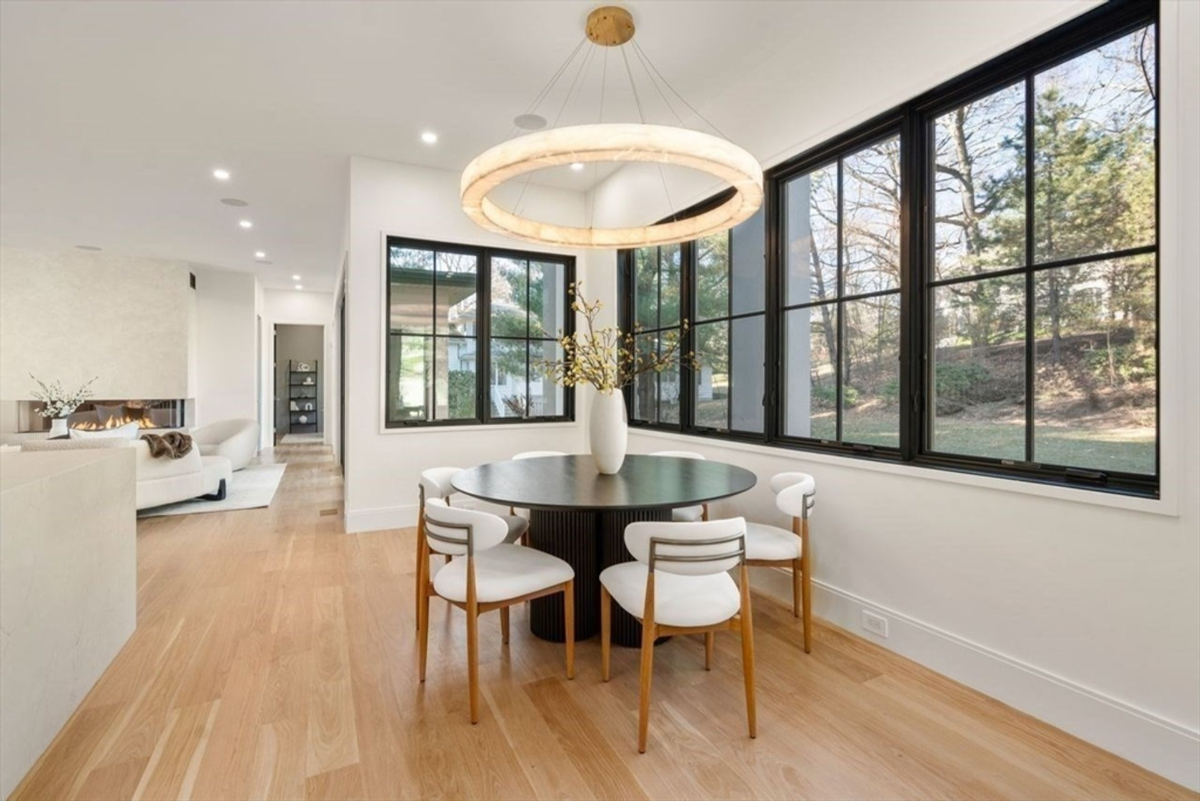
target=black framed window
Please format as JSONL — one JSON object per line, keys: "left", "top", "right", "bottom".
{"left": 925, "top": 22, "right": 1157, "bottom": 479}
{"left": 780, "top": 134, "right": 902, "bottom": 450}
{"left": 385, "top": 237, "right": 574, "bottom": 427}
{"left": 629, "top": 243, "right": 682, "bottom": 426}
{"left": 618, "top": 0, "right": 1158, "bottom": 497}
{"left": 693, "top": 207, "right": 767, "bottom": 435}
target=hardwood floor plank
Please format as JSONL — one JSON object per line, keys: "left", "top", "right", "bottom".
{"left": 8, "top": 442, "right": 1194, "bottom": 801}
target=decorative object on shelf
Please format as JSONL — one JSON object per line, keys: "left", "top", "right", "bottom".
{"left": 537, "top": 283, "right": 697, "bottom": 474}
{"left": 288, "top": 359, "right": 319, "bottom": 433}
{"left": 460, "top": 4, "right": 762, "bottom": 249}
{"left": 29, "top": 373, "right": 98, "bottom": 437}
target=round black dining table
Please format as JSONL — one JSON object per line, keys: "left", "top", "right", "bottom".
{"left": 451, "top": 454, "right": 757, "bottom": 647}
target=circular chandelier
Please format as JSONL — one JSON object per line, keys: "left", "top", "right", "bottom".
{"left": 460, "top": 6, "right": 763, "bottom": 249}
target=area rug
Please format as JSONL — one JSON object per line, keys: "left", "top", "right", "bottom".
{"left": 280, "top": 433, "right": 323, "bottom": 444}
{"left": 138, "top": 463, "right": 287, "bottom": 518}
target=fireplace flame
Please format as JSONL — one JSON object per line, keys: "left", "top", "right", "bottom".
{"left": 71, "top": 414, "right": 160, "bottom": 431}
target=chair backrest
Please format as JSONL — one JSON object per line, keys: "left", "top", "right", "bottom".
{"left": 650, "top": 450, "right": 706, "bottom": 460}
{"left": 512, "top": 450, "right": 567, "bottom": 460}
{"left": 420, "top": 466, "right": 463, "bottom": 503}
{"left": 771, "top": 472, "right": 816, "bottom": 518}
{"left": 624, "top": 518, "right": 746, "bottom": 576}
{"left": 423, "top": 498, "right": 508, "bottom": 556}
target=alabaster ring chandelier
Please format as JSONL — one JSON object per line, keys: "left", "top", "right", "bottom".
{"left": 460, "top": 6, "right": 763, "bottom": 249}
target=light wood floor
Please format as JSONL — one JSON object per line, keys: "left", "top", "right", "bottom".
{"left": 11, "top": 443, "right": 1196, "bottom": 801}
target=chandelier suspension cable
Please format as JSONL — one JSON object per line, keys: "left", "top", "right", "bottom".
{"left": 504, "top": 37, "right": 588, "bottom": 141}
{"left": 630, "top": 42, "right": 686, "bottom": 129}
{"left": 632, "top": 39, "right": 730, "bottom": 141}
{"left": 589, "top": 46, "right": 610, "bottom": 230}
{"left": 621, "top": 42, "right": 675, "bottom": 219}
{"left": 515, "top": 38, "right": 598, "bottom": 217}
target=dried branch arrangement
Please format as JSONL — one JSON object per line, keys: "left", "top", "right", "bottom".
{"left": 538, "top": 283, "right": 698, "bottom": 394}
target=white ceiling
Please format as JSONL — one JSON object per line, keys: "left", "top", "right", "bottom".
{"left": 0, "top": 1, "right": 1094, "bottom": 291}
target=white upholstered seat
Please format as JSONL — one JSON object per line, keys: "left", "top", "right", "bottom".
{"left": 747, "top": 471, "right": 817, "bottom": 652}
{"left": 600, "top": 562, "right": 740, "bottom": 628}
{"left": 650, "top": 450, "right": 708, "bottom": 522}
{"left": 419, "top": 498, "right": 575, "bottom": 723}
{"left": 600, "top": 517, "right": 756, "bottom": 753}
{"left": 744, "top": 521, "right": 802, "bottom": 561}
{"left": 434, "top": 543, "right": 574, "bottom": 604}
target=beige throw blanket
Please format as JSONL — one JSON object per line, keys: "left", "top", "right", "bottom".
{"left": 141, "top": 431, "right": 194, "bottom": 459}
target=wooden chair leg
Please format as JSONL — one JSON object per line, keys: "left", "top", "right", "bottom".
{"left": 563, "top": 580, "right": 575, "bottom": 680}
{"left": 704, "top": 631, "right": 714, "bottom": 671}
{"left": 739, "top": 565, "right": 757, "bottom": 739}
{"left": 791, "top": 558, "right": 802, "bottom": 619}
{"left": 415, "top": 523, "right": 425, "bottom": 629}
{"left": 600, "top": 585, "right": 611, "bottom": 682}
{"left": 801, "top": 565, "right": 812, "bottom": 654}
{"left": 500, "top": 606, "right": 510, "bottom": 644}
{"left": 466, "top": 563, "right": 480, "bottom": 724}
{"left": 801, "top": 517, "right": 812, "bottom": 653}
{"left": 417, "top": 583, "right": 430, "bottom": 682}
{"left": 637, "top": 615, "right": 656, "bottom": 753}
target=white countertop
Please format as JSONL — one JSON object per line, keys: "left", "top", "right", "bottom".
{"left": 0, "top": 448, "right": 130, "bottom": 494}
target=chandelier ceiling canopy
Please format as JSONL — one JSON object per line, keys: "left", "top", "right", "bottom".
{"left": 460, "top": 6, "right": 763, "bottom": 250}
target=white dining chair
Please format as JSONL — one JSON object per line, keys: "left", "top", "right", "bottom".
{"left": 419, "top": 498, "right": 575, "bottom": 723}
{"left": 744, "top": 472, "right": 816, "bottom": 652}
{"left": 650, "top": 450, "right": 709, "bottom": 522}
{"left": 509, "top": 450, "right": 568, "bottom": 545}
{"left": 416, "top": 466, "right": 528, "bottom": 629}
{"left": 599, "top": 517, "right": 755, "bottom": 753}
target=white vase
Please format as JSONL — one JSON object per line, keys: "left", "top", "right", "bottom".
{"left": 49, "top": 417, "right": 69, "bottom": 438}
{"left": 589, "top": 390, "right": 628, "bottom": 475}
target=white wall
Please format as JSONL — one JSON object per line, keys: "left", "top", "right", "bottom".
{"left": 343, "top": 157, "right": 593, "bottom": 532}
{"left": 584, "top": 1, "right": 1200, "bottom": 789}
{"left": 0, "top": 248, "right": 191, "bottom": 401}
{"left": 193, "top": 267, "right": 257, "bottom": 426}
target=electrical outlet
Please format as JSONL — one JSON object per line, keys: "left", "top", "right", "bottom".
{"left": 861, "top": 609, "right": 889, "bottom": 638}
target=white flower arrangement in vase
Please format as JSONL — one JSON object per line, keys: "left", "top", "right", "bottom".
{"left": 537, "top": 283, "right": 697, "bottom": 474}
{"left": 29, "top": 374, "right": 98, "bottom": 436}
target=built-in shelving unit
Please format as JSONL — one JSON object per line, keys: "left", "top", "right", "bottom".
{"left": 288, "top": 359, "right": 319, "bottom": 434}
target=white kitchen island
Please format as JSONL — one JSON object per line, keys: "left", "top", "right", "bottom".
{"left": 0, "top": 447, "right": 137, "bottom": 798}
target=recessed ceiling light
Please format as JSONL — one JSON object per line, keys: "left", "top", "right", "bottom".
{"left": 255, "top": 251, "right": 266, "bottom": 259}
{"left": 295, "top": 284, "right": 304, "bottom": 290}
{"left": 239, "top": 220, "right": 253, "bottom": 229}
{"left": 420, "top": 131, "right": 438, "bottom": 144}
{"left": 213, "top": 168, "right": 231, "bottom": 181}
{"left": 292, "top": 274, "right": 301, "bottom": 280}
{"left": 220, "top": 198, "right": 248, "bottom": 207}
{"left": 75, "top": 244, "right": 102, "bottom": 251}
{"left": 514, "top": 113, "right": 547, "bottom": 130}
{"left": 570, "top": 162, "right": 585, "bottom": 171}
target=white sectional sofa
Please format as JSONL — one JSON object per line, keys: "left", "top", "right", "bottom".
{"left": 20, "top": 438, "right": 231, "bottom": 510}
{"left": 190, "top": 418, "right": 259, "bottom": 471}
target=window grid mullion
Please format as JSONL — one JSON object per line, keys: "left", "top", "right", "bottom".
{"left": 1023, "top": 73, "right": 1036, "bottom": 465}
{"left": 835, "top": 157, "right": 845, "bottom": 444}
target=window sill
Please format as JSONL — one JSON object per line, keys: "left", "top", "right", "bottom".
{"left": 378, "top": 420, "right": 579, "bottom": 436}
{"left": 628, "top": 428, "right": 1177, "bottom": 518}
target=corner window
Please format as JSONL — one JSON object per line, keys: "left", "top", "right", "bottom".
{"left": 617, "top": 2, "right": 1158, "bottom": 496}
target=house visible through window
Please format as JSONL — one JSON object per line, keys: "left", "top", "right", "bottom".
{"left": 385, "top": 238, "right": 574, "bottom": 427}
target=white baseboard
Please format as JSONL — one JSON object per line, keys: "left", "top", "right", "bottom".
{"left": 342, "top": 497, "right": 492, "bottom": 534}
{"left": 750, "top": 568, "right": 1200, "bottom": 791}
{"left": 344, "top": 504, "right": 417, "bottom": 533}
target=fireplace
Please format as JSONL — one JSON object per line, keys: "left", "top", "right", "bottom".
{"left": 16, "top": 399, "right": 187, "bottom": 433}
